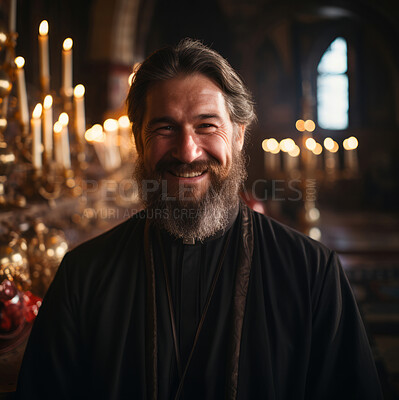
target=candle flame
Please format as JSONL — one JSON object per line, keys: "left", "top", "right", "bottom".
{"left": 39, "top": 20, "right": 49, "bottom": 36}
{"left": 32, "top": 104, "right": 43, "bottom": 119}
{"left": 304, "top": 119, "right": 316, "bottom": 132}
{"left": 63, "top": 38, "right": 73, "bottom": 51}
{"left": 118, "top": 115, "right": 130, "bottom": 129}
{"left": 280, "top": 138, "right": 296, "bottom": 153}
{"left": 265, "top": 138, "right": 279, "bottom": 152}
{"left": 324, "top": 137, "right": 334, "bottom": 151}
{"left": 43, "top": 95, "right": 53, "bottom": 109}
{"left": 104, "top": 118, "right": 118, "bottom": 132}
{"left": 313, "top": 143, "right": 323, "bottom": 155}
{"left": 295, "top": 119, "right": 305, "bottom": 132}
{"left": 53, "top": 121, "right": 63, "bottom": 134}
{"left": 59, "top": 112, "right": 69, "bottom": 126}
{"left": 346, "top": 136, "right": 358, "bottom": 150}
{"left": 15, "top": 56, "right": 25, "bottom": 68}
{"left": 288, "top": 145, "right": 300, "bottom": 157}
{"left": 85, "top": 124, "right": 105, "bottom": 143}
{"left": 331, "top": 141, "right": 339, "bottom": 153}
{"left": 305, "top": 137, "right": 317, "bottom": 151}
{"left": 74, "top": 84, "right": 85, "bottom": 98}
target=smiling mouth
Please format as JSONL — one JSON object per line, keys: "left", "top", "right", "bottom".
{"left": 169, "top": 170, "right": 207, "bottom": 178}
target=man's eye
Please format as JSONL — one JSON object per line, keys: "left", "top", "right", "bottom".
{"left": 156, "top": 126, "right": 174, "bottom": 133}
{"left": 198, "top": 124, "right": 216, "bottom": 129}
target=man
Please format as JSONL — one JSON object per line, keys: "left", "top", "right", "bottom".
{"left": 17, "top": 39, "right": 382, "bottom": 399}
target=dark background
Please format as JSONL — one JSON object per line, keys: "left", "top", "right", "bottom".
{"left": 11, "top": 0, "right": 399, "bottom": 214}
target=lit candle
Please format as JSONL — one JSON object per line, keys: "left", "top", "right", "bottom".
{"left": 287, "top": 145, "right": 300, "bottom": 171}
{"left": 31, "top": 104, "right": 43, "bottom": 171}
{"left": 73, "top": 84, "right": 85, "bottom": 143}
{"left": 343, "top": 136, "right": 359, "bottom": 174}
{"left": 117, "top": 115, "right": 132, "bottom": 160}
{"left": 62, "top": 38, "right": 73, "bottom": 98}
{"left": 262, "top": 138, "right": 280, "bottom": 174}
{"left": 85, "top": 125, "right": 107, "bottom": 169}
{"left": 324, "top": 138, "right": 339, "bottom": 175}
{"left": 53, "top": 121, "right": 64, "bottom": 166}
{"left": 305, "top": 137, "right": 317, "bottom": 170}
{"left": 58, "top": 113, "right": 71, "bottom": 169}
{"left": 280, "top": 138, "right": 296, "bottom": 172}
{"left": 43, "top": 95, "right": 53, "bottom": 162}
{"left": 312, "top": 143, "right": 323, "bottom": 169}
{"left": 14, "top": 57, "right": 29, "bottom": 131}
{"left": 9, "top": 0, "right": 17, "bottom": 33}
{"left": 104, "top": 118, "right": 121, "bottom": 170}
{"left": 38, "top": 20, "right": 50, "bottom": 93}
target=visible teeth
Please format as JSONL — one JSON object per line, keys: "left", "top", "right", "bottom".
{"left": 173, "top": 171, "right": 203, "bottom": 178}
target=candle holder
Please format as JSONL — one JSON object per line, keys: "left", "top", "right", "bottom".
{"left": 37, "top": 162, "right": 63, "bottom": 206}
{"left": 26, "top": 220, "right": 68, "bottom": 297}
{"left": 0, "top": 228, "right": 31, "bottom": 291}
{"left": 0, "top": 83, "right": 15, "bottom": 205}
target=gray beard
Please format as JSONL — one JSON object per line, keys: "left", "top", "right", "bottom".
{"left": 133, "top": 146, "right": 247, "bottom": 241}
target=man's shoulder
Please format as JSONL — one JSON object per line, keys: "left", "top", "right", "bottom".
{"left": 65, "top": 209, "right": 147, "bottom": 264}
{"left": 250, "top": 208, "right": 333, "bottom": 268}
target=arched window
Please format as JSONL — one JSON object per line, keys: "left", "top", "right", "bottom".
{"left": 317, "top": 37, "right": 349, "bottom": 130}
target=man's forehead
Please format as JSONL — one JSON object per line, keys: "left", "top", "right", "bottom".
{"left": 144, "top": 74, "right": 228, "bottom": 115}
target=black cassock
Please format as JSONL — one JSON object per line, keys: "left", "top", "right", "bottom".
{"left": 16, "top": 203, "right": 382, "bottom": 399}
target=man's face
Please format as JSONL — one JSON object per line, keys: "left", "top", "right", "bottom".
{"left": 140, "top": 73, "right": 245, "bottom": 201}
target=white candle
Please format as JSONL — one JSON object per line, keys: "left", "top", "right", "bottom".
{"left": 43, "top": 95, "right": 53, "bottom": 162}
{"left": 85, "top": 125, "right": 107, "bottom": 170}
{"left": 117, "top": 115, "right": 132, "bottom": 159}
{"left": 262, "top": 138, "right": 280, "bottom": 174}
{"left": 324, "top": 141, "right": 339, "bottom": 176}
{"left": 313, "top": 143, "right": 323, "bottom": 170}
{"left": 282, "top": 152, "right": 290, "bottom": 172}
{"left": 14, "top": 57, "right": 29, "bottom": 131}
{"left": 287, "top": 146, "right": 300, "bottom": 171}
{"left": 73, "top": 84, "right": 86, "bottom": 143}
{"left": 59, "top": 113, "right": 71, "bottom": 169}
{"left": 62, "top": 38, "right": 73, "bottom": 98}
{"left": 31, "top": 104, "right": 43, "bottom": 170}
{"left": 343, "top": 137, "right": 359, "bottom": 174}
{"left": 38, "top": 20, "right": 50, "bottom": 93}
{"left": 9, "top": 0, "right": 17, "bottom": 33}
{"left": 53, "top": 121, "right": 64, "bottom": 166}
{"left": 344, "top": 150, "right": 358, "bottom": 173}
{"left": 104, "top": 118, "right": 121, "bottom": 170}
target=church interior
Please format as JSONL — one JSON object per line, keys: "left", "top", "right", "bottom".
{"left": 0, "top": 0, "right": 398, "bottom": 398}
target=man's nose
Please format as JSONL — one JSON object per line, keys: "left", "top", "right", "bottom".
{"left": 171, "top": 129, "right": 202, "bottom": 164}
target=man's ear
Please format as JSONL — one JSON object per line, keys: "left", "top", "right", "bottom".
{"left": 236, "top": 124, "right": 246, "bottom": 151}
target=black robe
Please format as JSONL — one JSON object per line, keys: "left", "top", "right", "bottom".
{"left": 16, "top": 204, "right": 382, "bottom": 399}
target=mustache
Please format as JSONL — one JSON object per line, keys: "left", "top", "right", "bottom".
{"left": 154, "top": 159, "right": 222, "bottom": 175}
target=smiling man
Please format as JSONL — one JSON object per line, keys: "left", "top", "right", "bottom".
{"left": 134, "top": 72, "right": 247, "bottom": 241}
{"left": 17, "top": 39, "right": 382, "bottom": 400}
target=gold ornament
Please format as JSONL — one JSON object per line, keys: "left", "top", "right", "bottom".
{"left": 0, "top": 232, "right": 30, "bottom": 290}
{"left": 0, "top": 22, "right": 7, "bottom": 51}
{"left": 0, "top": 69, "right": 12, "bottom": 101}
{"left": 28, "top": 222, "right": 68, "bottom": 297}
